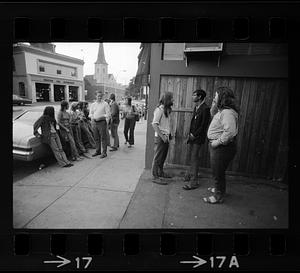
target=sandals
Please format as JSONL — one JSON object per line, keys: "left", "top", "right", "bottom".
{"left": 208, "top": 187, "right": 216, "bottom": 193}
{"left": 203, "top": 195, "right": 224, "bottom": 204}
{"left": 182, "top": 184, "right": 199, "bottom": 190}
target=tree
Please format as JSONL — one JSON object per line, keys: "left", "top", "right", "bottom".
{"left": 125, "top": 77, "right": 140, "bottom": 99}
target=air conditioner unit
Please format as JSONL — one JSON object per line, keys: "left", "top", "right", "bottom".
{"left": 184, "top": 43, "right": 223, "bottom": 52}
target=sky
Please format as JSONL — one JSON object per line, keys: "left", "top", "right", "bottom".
{"left": 53, "top": 42, "right": 141, "bottom": 85}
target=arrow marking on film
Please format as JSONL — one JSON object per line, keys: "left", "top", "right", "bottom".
{"left": 180, "top": 256, "right": 207, "bottom": 268}
{"left": 44, "top": 255, "right": 71, "bottom": 268}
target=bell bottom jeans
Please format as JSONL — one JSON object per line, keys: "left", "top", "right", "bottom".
{"left": 209, "top": 141, "right": 236, "bottom": 196}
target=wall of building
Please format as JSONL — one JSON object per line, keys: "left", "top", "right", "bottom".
{"left": 24, "top": 51, "right": 83, "bottom": 81}
{"left": 145, "top": 43, "right": 288, "bottom": 180}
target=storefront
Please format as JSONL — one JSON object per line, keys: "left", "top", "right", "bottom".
{"left": 30, "top": 75, "right": 84, "bottom": 103}
{"left": 35, "top": 83, "right": 50, "bottom": 102}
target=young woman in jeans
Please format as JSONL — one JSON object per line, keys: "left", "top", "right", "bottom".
{"left": 122, "top": 97, "right": 137, "bottom": 148}
{"left": 57, "top": 101, "right": 83, "bottom": 162}
{"left": 205, "top": 86, "right": 239, "bottom": 204}
{"left": 33, "top": 106, "right": 73, "bottom": 168}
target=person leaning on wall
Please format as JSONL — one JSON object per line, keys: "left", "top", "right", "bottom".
{"left": 204, "top": 86, "right": 239, "bottom": 204}
{"left": 151, "top": 91, "right": 175, "bottom": 185}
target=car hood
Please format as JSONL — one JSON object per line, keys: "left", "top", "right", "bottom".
{"left": 13, "top": 121, "right": 38, "bottom": 147}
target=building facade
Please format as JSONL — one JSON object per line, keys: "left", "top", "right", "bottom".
{"left": 13, "top": 43, "right": 84, "bottom": 103}
{"left": 145, "top": 43, "right": 288, "bottom": 182}
{"left": 84, "top": 43, "right": 126, "bottom": 102}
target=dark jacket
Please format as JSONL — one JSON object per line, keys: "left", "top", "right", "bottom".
{"left": 187, "top": 102, "right": 211, "bottom": 145}
{"left": 33, "top": 115, "right": 58, "bottom": 145}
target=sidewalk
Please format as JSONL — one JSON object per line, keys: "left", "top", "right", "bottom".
{"left": 119, "top": 168, "right": 288, "bottom": 229}
{"left": 13, "top": 119, "right": 146, "bottom": 229}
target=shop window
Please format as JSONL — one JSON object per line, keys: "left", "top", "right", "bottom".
{"left": 19, "top": 82, "right": 25, "bottom": 97}
{"left": 57, "top": 70, "right": 61, "bottom": 75}
{"left": 39, "top": 66, "right": 45, "bottom": 72}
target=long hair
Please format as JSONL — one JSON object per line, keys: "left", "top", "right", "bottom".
{"left": 43, "top": 106, "right": 56, "bottom": 127}
{"left": 70, "top": 102, "right": 78, "bottom": 112}
{"left": 60, "top": 100, "right": 69, "bottom": 111}
{"left": 216, "top": 86, "right": 239, "bottom": 113}
{"left": 157, "top": 91, "right": 173, "bottom": 117}
{"left": 78, "top": 101, "right": 84, "bottom": 111}
{"left": 126, "top": 97, "right": 132, "bottom": 106}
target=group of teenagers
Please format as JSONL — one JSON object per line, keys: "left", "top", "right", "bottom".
{"left": 33, "top": 90, "right": 140, "bottom": 168}
{"left": 151, "top": 86, "right": 239, "bottom": 204}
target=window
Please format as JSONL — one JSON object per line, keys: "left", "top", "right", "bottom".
{"left": 57, "top": 70, "right": 61, "bottom": 74}
{"left": 162, "top": 43, "right": 185, "bottom": 60}
{"left": 19, "top": 82, "right": 25, "bottom": 97}
{"left": 39, "top": 66, "right": 45, "bottom": 72}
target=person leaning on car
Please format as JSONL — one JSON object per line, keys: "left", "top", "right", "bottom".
{"left": 33, "top": 106, "right": 73, "bottom": 168}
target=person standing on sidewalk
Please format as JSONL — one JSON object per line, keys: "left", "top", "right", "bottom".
{"left": 89, "top": 90, "right": 111, "bottom": 158}
{"left": 183, "top": 89, "right": 210, "bottom": 190}
{"left": 33, "top": 106, "right": 73, "bottom": 168}
{"left": 109, "top": 93, "right": 120, "bottom": 151}
{"left": 57, "top": 101, "right": 83, "bottom": 162}
{"left": 204, "top": 86, "right": 239, "bottom": 204}
{"left": 151, "top": 91, "right": 174, "bottom": 185}
{"left": 122, "top": 97, "right": 137, "bottom": 148}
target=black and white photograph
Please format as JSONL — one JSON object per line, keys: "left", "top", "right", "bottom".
{"left": 13, "top": 42, "right": 288, "bottom": 229}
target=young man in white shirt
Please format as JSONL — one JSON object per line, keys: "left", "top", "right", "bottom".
{"left": 89, "top": 90, "right": 111, "bottom": 158}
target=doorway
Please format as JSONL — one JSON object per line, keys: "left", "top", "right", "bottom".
{"left": 54, "top": 85, "right": 65, "bottom": 101}
{"left": 69, "top": 86, "right": 79, "bottom": 101}
{"left": 35, "top": 83, "right": 50, "bottom": 102}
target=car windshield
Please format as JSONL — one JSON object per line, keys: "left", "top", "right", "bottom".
{"left": 15, "top": 111, "right": 43, "bottom": 124}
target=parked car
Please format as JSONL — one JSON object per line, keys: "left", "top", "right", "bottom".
{"left": 13, "top": 94, "right": 32, "bottom": 105}
{"left": 13, "top": 108, "right": 52, "bottom": 161}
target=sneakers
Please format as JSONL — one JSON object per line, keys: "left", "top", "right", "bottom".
{"left": 152, "top": 177, "right": 168, "bottom": 185}
{"left": 109, "top": 147, "right": 118, "bottom": 151}
{"left": 92, "top": 152, "right": 101, "bottom": 157}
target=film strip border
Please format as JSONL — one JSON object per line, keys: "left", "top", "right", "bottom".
{"left": 13, "top": 17, "right": 289, "bottom": 41}
{"left": 1, "top": 232, "right": 298, "bottom": 270}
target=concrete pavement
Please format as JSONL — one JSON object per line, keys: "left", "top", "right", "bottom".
{"left": 13, "top": 119, "right": 146, "bottom": 229}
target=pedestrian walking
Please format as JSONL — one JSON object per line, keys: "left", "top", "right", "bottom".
{"left": 69, "top": 102, "right": 87, "bottom": 156}
{"left": 109, "top": 93, "right": 120, "bottom": 151}
{"left": 182, "top": 89, "right": 210, "bottom": 190}
{"left": 204, "top": 86, "right": 239, "bottom": 204}
{"left": 78, "top": 101, "right": 96, "bottom": 149}
{"left": 89, "top": 90, "right": 111, "bottom": 158}
{"left": 122, "top": 97, "right": 138, "bottom": 148}
{"left": 151, "top": 91, "right": 174, "bottom": 185}
{"left": 33, "top": 106, "right": 73, "bottom": 168}
{"left": 57, "top": 101, "right": 83, "bottom": 162}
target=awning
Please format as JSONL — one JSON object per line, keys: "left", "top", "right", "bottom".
{"left": 134, "top": 43, "right": 151, "bottom": 87}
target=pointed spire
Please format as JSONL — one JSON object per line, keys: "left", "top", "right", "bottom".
{"left": 95, "top": 43, "right": 108, "bottom": 65}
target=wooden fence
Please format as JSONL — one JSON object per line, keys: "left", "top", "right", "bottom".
{"left": 160, "top": 75, "right": 288, "bottom": 180}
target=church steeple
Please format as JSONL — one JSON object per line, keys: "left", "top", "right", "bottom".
{"left": 95, "top": 43, "right": 108, "bottom": 65}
